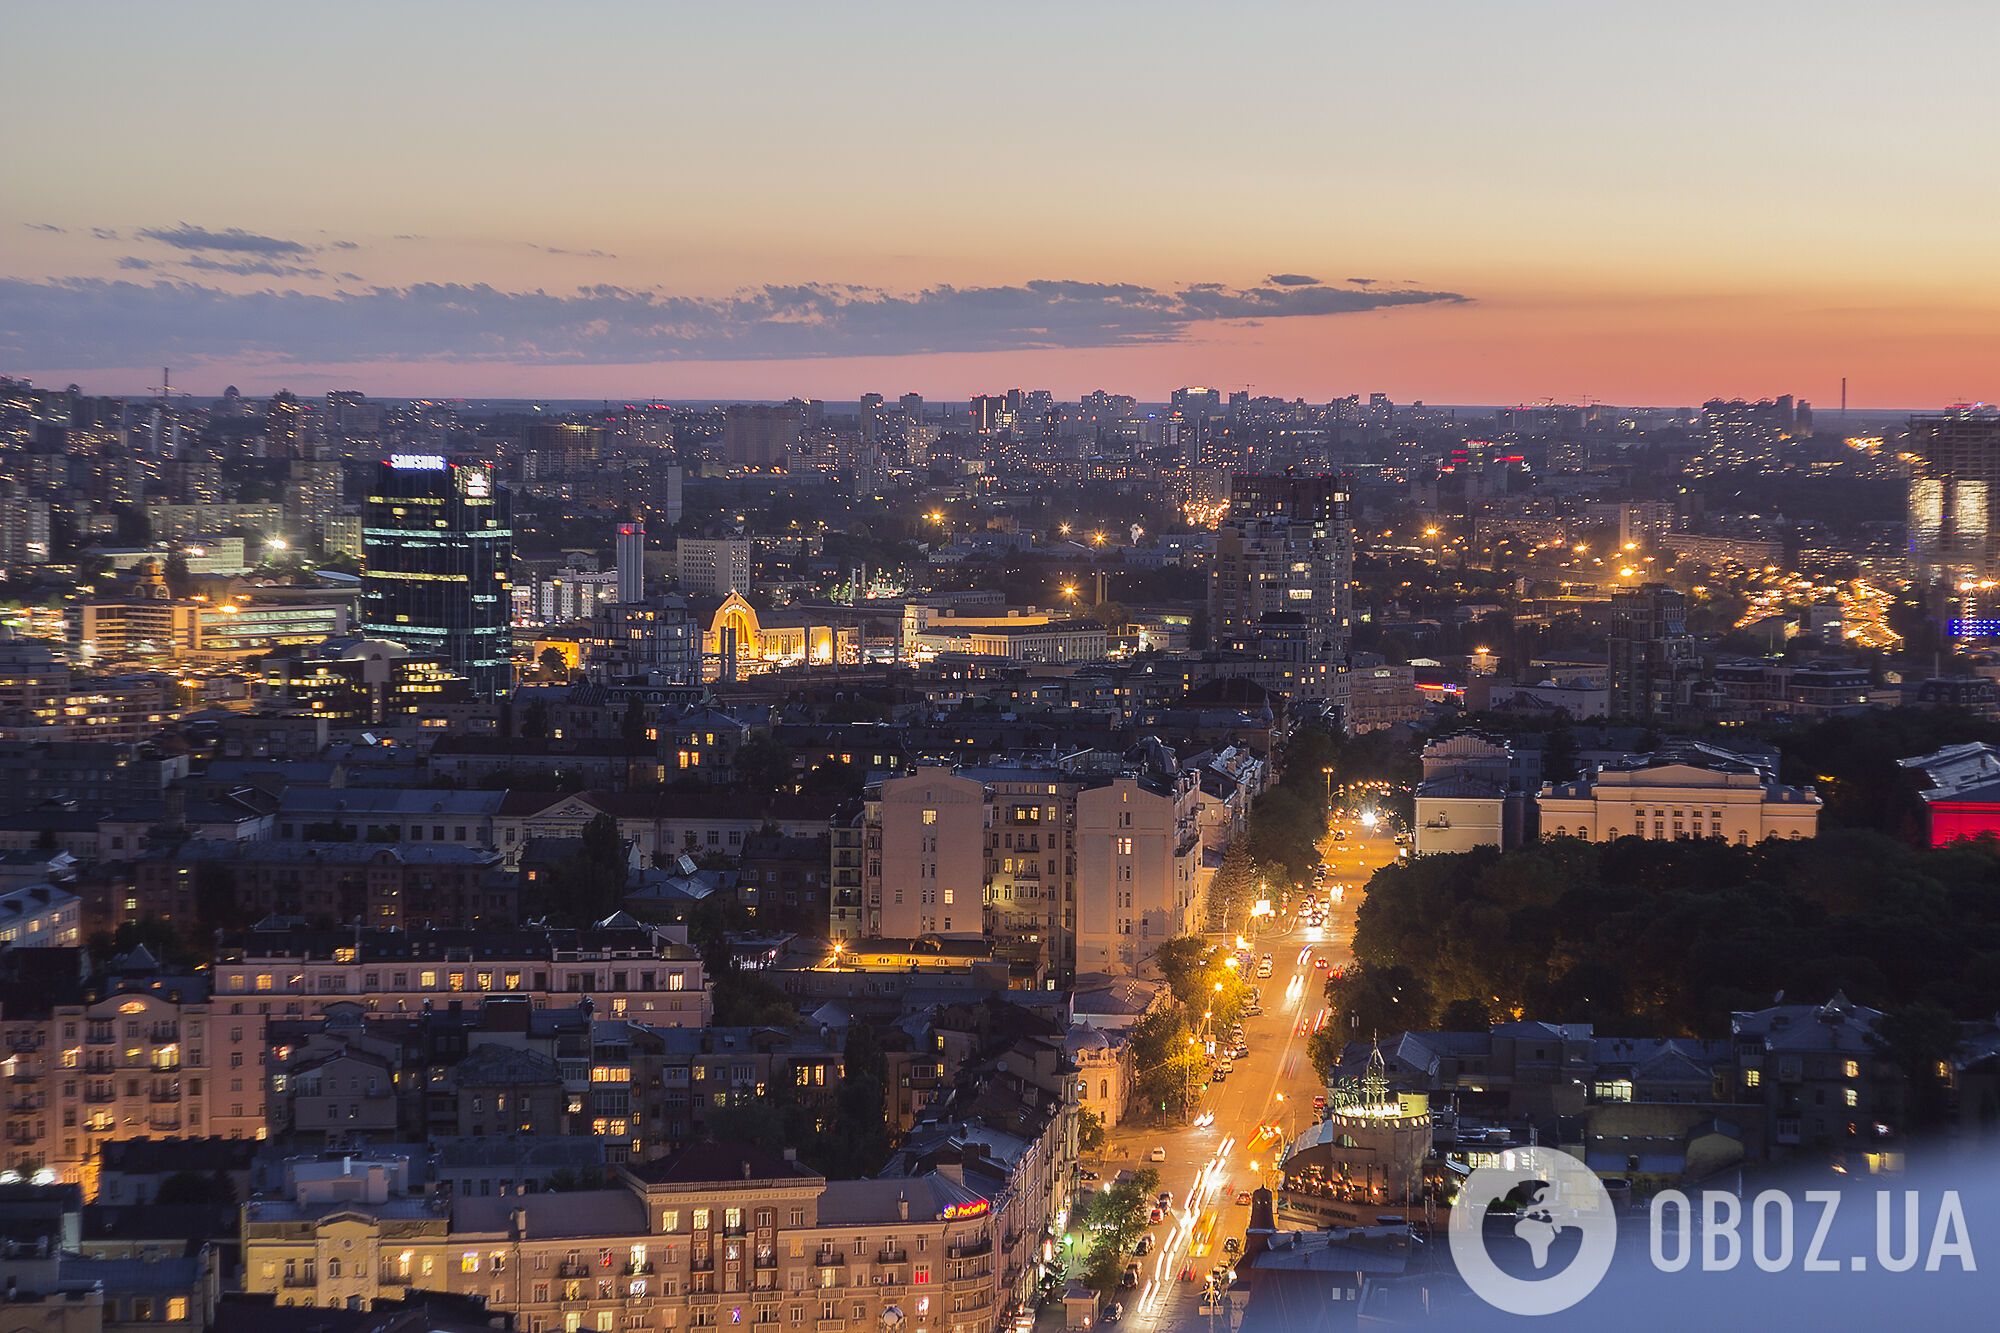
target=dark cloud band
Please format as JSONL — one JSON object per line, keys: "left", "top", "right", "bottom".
{"left": 0, "top": 275, "right": 1467, "bottom": 368}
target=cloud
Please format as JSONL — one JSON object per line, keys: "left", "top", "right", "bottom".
{"left": 136, "top": 223, "right": 315, "bottom": 256}
{"left": 25, "top": 223, "right": 66, "bottom": 234}
{"left": 91, "top": 228, "right": 121, "bottom": 241}
{"left": 331, "top": 240, "right": 360, "bottom": 251}
{"left": 1266, "top": 273, "right": 1321, "bottom": 287}
{"left": 115, "top": 257, "right": 155, "bottom": 271}
{"left": 0, "top": 274, "right": 1469, "bottom": 369}
{"left": 178, "top": 255, "right": 326, "bottom": 279}
{"left": 1346, "top": 277, "right": 1378, "bottom": 287}
{"left": 538, "top": 245, "right": 619, "bottom": 260}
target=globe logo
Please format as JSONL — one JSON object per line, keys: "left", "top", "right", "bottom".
{"left": 1447, "top": 1147, "right": 1617, "bottom": 1316}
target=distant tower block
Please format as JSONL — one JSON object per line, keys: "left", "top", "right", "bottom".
{"left": 616, "top": 519, "right": 646, "bottom": 604}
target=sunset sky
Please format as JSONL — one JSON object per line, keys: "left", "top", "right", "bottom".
{"left": 4, "top": 0, "right": 1996, "bottom": 406}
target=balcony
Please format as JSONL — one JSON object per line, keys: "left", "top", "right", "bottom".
{"left": 690, "top": 1254, "right": 714, "bottom": 1273}
{"left": 556, "top": 1262, "right": 590, "bottom": 1279}
{"left": 876, "top": 1248, "right": 907, "bottom": 1265}
{"left": 813, "top": 1250, "right": 845, "bottom": 1267}
{"left": 948, "top": 1238, "right": 993, "bottom": 1260}
{"left": 687, "top": 1290, "right": 719, "bottom": 1306}
{"left": 149, "top": 1116, "right": 182, "bottom": 1132}
{"left": 149, "top": 1087, "right": 180, "bottom": 1103}
{"left": 281, "top": 1273, "right": 317, "bottom": 1289}
{"left": 753, "top": 1253, "right": 778, "bottom": 1270}
{"left": 623, "top": 1261, "right": 654, "bottom": 1276}
{"left": 817, "top": 1322, "right": 845, "bottom": 1333}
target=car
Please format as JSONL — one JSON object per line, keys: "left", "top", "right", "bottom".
{"left": 1148, "top": 1146, "right": 1167, "bottom": 1163}
{"left": 1296, "top": 1020, "right": 1308, "bottom": 1035}
{"left": 1217, "top": 1060, "right": 1234, "bottom": 1074}
{"left": 1245, "top": 1004, "right": 1262, "bottom": 1016}
{"left": 1149, "top": 1206, "right": 1164, "bottom": 1224}
{"left": 1334, "top": 829, "right": 1347, "bottom": 841}
{"left": 1157, "top": 1190, "right": 1173, "bottom": 1207}
{"left": 1079, "top": 1169, "right": 1099, "bottom": 1181}
{"left": 1135, "top": 1233, "right": 1154, "bottom": 1256}
{"left": 1223, "top": 1236, "right": 1241, "bottom": 1254}
{"left": 1233, "top": 1043, "right": 1250, "bottom": 1059}
{"left": 1212, "top": 1066, "right": 1229, "bottom": 1083}
{"left": 1102, "top": 1301, "right": 1123, "bottom": 1323}
{"left": 1121, "top": 1262, "right": 1141, "bottom": 1288}
{"left": 1235, "top": 1189, "right": 1253, "bottom": 1205}
{"left": 1178, "top": 1265, "right": 1196, "bottom": 1282}
{"left": 1314, "top": 957, "right": 1331, "bottom": 971}
{"left": 1312, "top": 1093, "right": 1327, "bottom": 1111}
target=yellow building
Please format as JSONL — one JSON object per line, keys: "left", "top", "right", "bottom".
{"left": 702, "top": 593, "right": 858, "bottom": 678}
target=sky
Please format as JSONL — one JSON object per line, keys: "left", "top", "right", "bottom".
{"left": 2, "top": 0, "right": 1997, "bottom": 407}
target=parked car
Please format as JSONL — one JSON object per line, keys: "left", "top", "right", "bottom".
{"left": 1102, "top": 1301, "right": 1123, "bottom": 1323}
{"left": 1121, "top": 1262, "right": 1141, "bottom": 1288}
{"left": 1135, "top": 1233, "right": 1154, "bottom": 1256}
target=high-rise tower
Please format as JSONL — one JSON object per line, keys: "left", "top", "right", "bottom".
{"left": 361, "top": 455, "right": 512, "bottom": 697}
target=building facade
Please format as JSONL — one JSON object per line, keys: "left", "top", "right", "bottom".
{"left": 361, "top": 456, "right": 513, "bottom": 697}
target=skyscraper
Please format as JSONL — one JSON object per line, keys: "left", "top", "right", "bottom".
{"left": 1608, "top": 583, "right": 1698, "bottom": 721}
{"left": 721, "top": 404, "right": 801, "bottom": 468}
{"left": 616, "top": 519, "right": 646, "bottom": 604}
{"left": 1908, "top": 411, "right": 2000, "bottom": 584}
{"left": 1208, "top": 473, "right": 1353, "bottom": 701}
{"left": 361, "top": 455, "right": 512, "bottom": 697}
{"left": 858, "top": 392, "right": 886, "bottom": 444}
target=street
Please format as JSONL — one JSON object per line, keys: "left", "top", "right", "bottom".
{"left": 1091, "top": 815, "right": 1402, "bottom": 1330}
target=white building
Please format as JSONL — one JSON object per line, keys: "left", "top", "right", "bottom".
{"left": 674, "top": 537, "right": 752, "bottom": 597}
{"left": 1074, "top": 771, "right": 1202, "bottom": 974}
{"left": 1415, "top": 732, "right": 1525, "bottom": 855}
{"left": 1537, "top": 742, "right": 1820, "bottom": 843}
{"left": 872, "top": 766, "right": 987, "bottom": 939}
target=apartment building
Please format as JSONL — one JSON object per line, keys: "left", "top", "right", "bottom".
{"left": 210, "top": 924, "right": 709, "bottom": 1027}
{"left": 242, "top": 1144, "right": 1009, "bottom": 1333}
{"left": 869, "top": 768, "right": 987, "bottom": 940}
{"left": 0, "top": 956, "right": 269, "bottom": 1190}
{"left": 1072, "top": 771, "right": 1202, "bottom": 975}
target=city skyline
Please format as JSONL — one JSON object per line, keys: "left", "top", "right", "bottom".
{"left": 4, "top": 1, "right": 1997, "bottom": 406}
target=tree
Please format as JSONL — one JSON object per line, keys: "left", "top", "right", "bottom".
{"left": 620, "top": 696, "right": 650, "bottom": 744}
{"left": 1077, "top": 1107, "right": 1107, "bottom": 1157}
{"left": 520, "top": 699, "right": 550, "bottom": 741}
{"left": 1129, "top": 1006, "right": 1203, "bottom": 1118}
{"left": 1870, "top": 1003, "right": 1961, "bottom": 1132}
{"left": 733, "top": 734, "right": 796, "bottom": 793}
{"left": 154, "top": 1170, "right": 235, "bottom": 1206}
{"left": 163, "top": 550, "right": 193, "bottom": 600}
{"left": 535, "top": 813, "right": 629, "bottom": 924}
{"left": 1543, "top": 716, "right": 1582, "bottom": 784}
{"left": 539, "top": 646, "right": 571, "bottom": 681}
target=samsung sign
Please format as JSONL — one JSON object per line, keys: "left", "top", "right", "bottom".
{"left": 388, "top": 453, "right": 447, "bottom": 471}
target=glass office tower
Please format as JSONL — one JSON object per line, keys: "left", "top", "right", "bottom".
{"left": 361, "top": 455, "right": 513, "bottom": 696}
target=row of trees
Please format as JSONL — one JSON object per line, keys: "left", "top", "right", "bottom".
{"left": 1129, "top": 936, "right": 1257, "bottom": 1118}
{"left": 1321, "top": 829, "right": 2000, "bottom": 1043}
